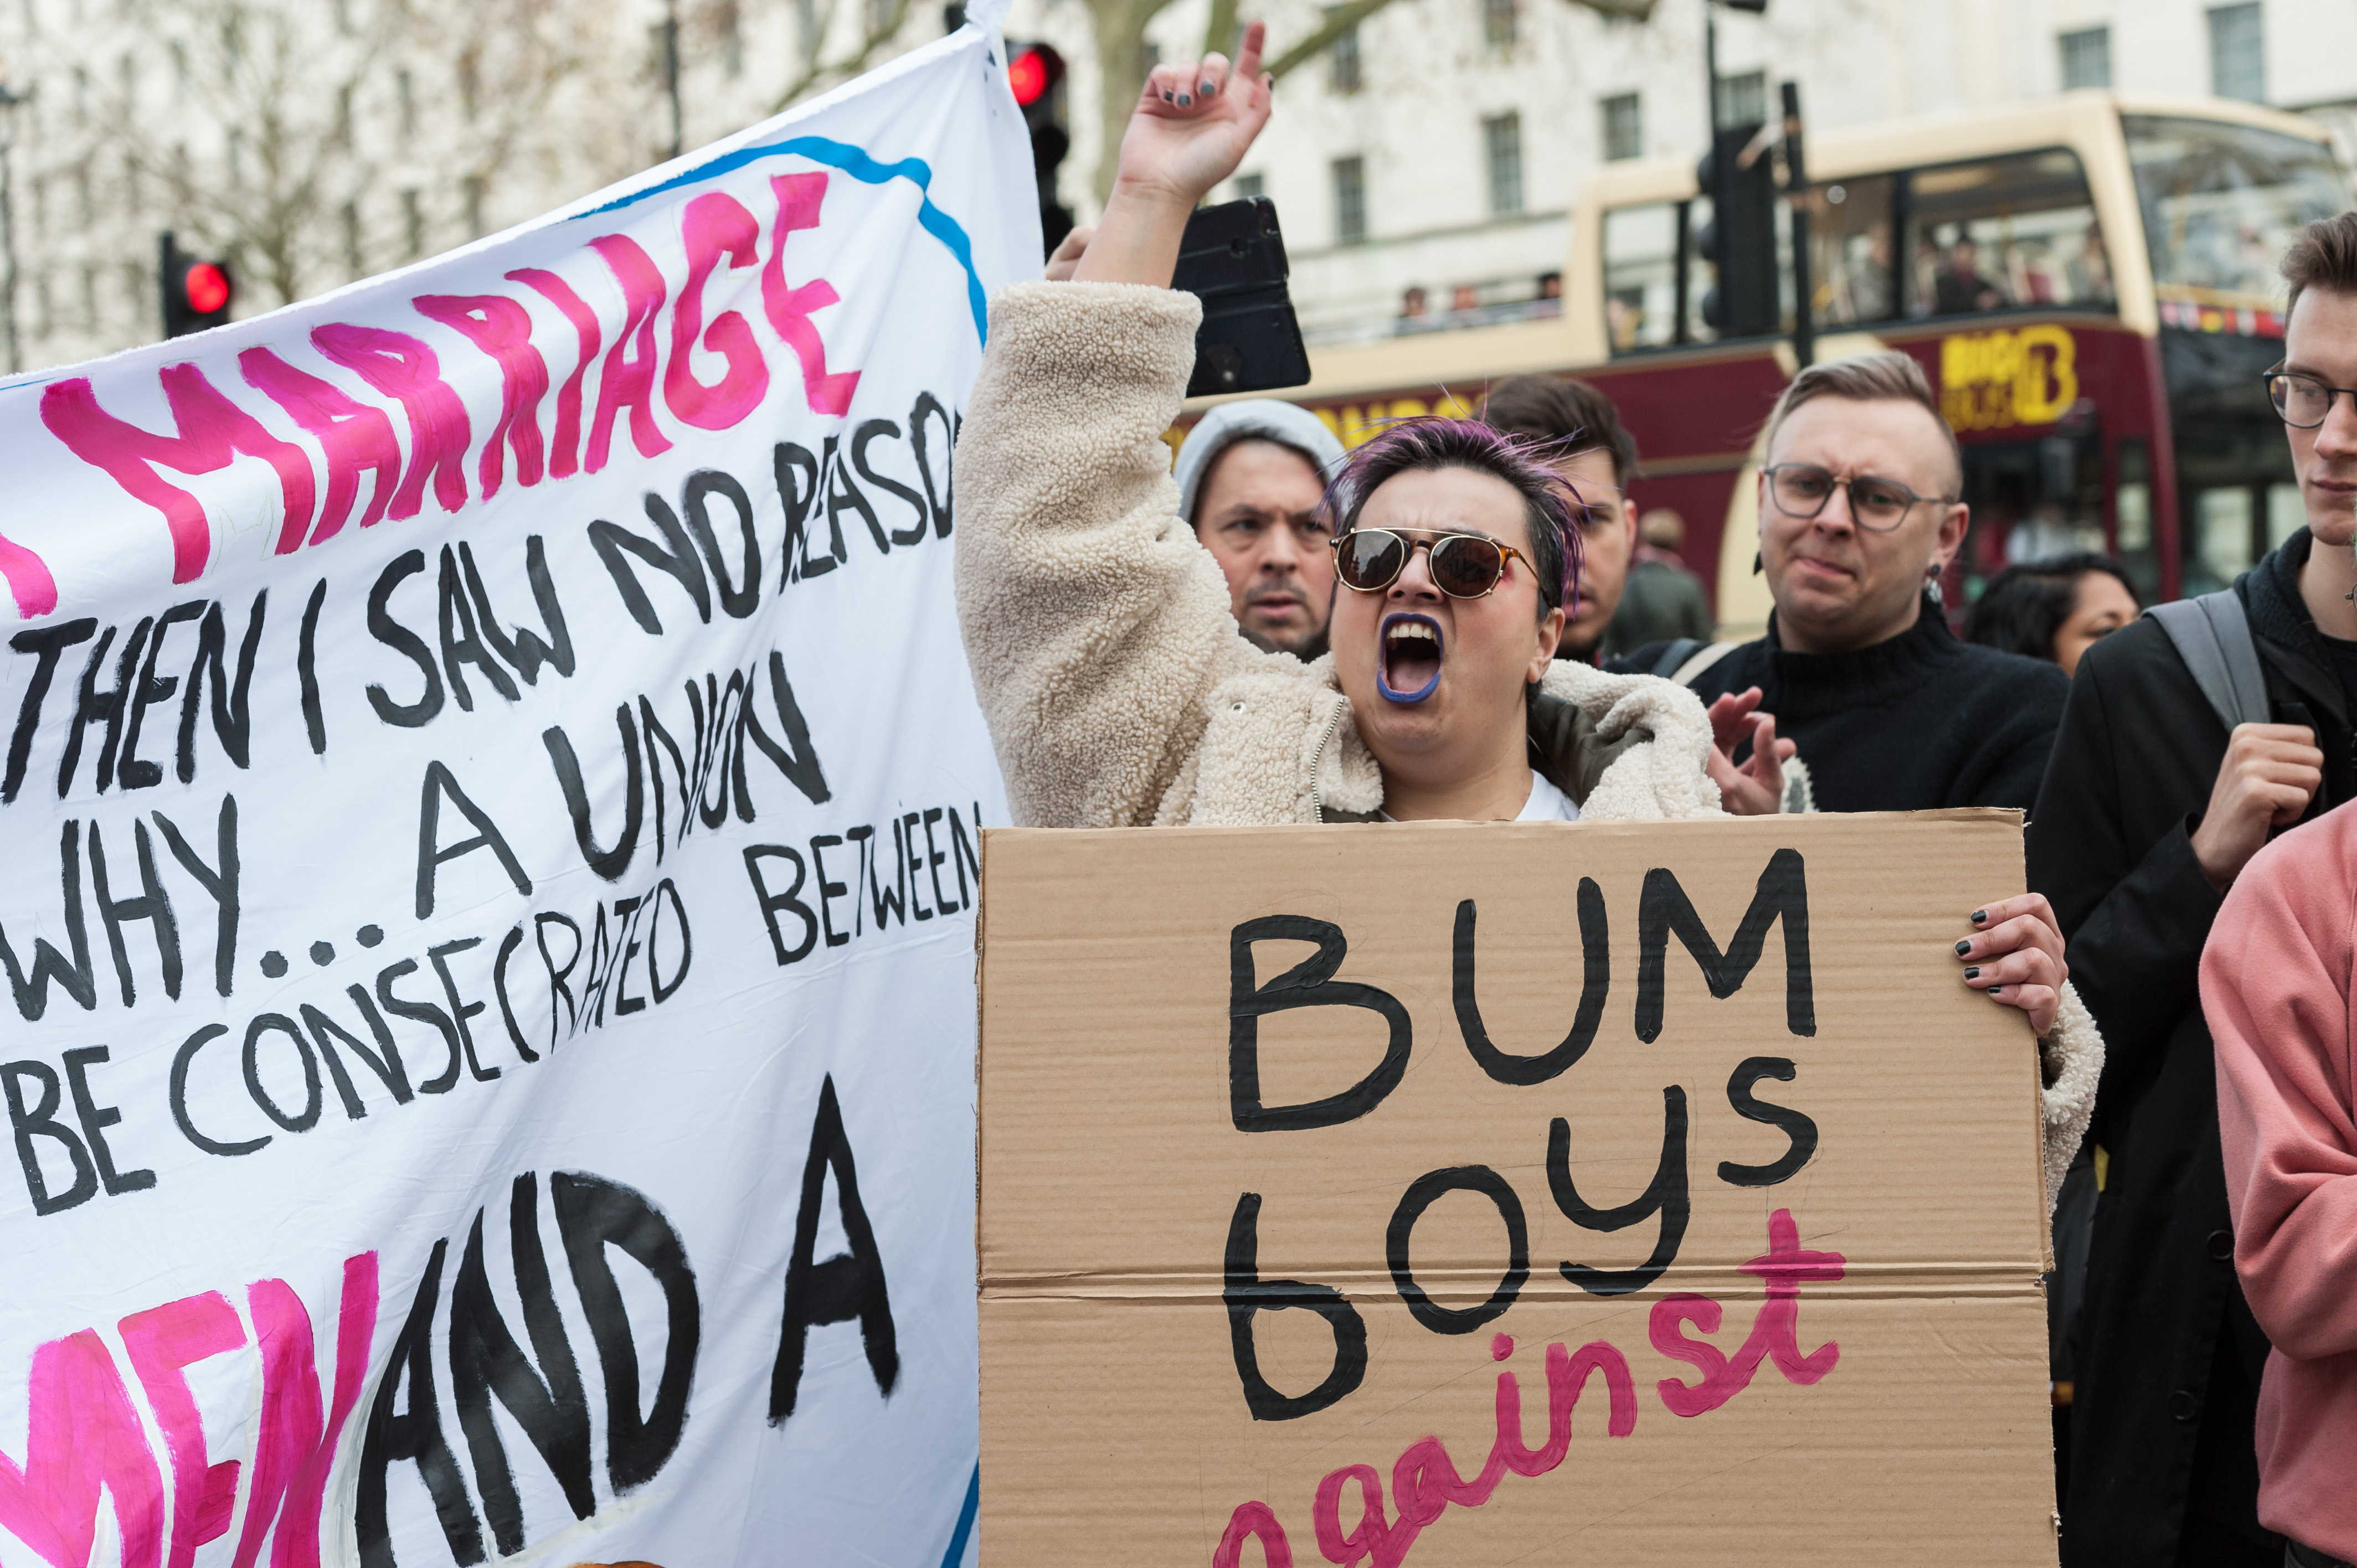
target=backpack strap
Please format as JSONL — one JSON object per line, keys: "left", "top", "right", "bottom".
{"left": 1649, "top": 638, "right": 1705, "bottom": 678}
{"left": 1667, "top": 640, "right": 1741, "bottom": 688}
{"left": 2144, "top": 591, "right": 2270, "bottom": 733}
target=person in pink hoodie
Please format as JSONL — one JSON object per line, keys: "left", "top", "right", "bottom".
{"left": 2205, "top": 797, "right": 2357, "bottom": 1568}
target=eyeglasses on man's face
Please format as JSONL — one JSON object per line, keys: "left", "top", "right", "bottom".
{"left": 1762, "top": 462, "right": 1948, "bottom": 534}
{"left": 2264, "top": 369, "right": 2357, "bottom": 430}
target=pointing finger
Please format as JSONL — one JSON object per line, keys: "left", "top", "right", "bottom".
{"left": 1235, "top": 19, "right": 1266, "bottom": 82}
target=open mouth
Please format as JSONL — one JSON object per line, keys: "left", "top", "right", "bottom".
{"left": 1378, "top": 612, "right": 1443, "bottom": 704}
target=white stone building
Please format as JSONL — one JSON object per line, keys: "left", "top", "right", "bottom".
{"left": 6, "top": 0, "right": 2357, "bottom": 373}
{"left": 1136, "top": 0, "right": 2357, "bottom": 342}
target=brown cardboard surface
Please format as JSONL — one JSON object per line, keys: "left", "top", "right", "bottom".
{"left": 976, "top": 812, "right": 2055, "bottom": 1566}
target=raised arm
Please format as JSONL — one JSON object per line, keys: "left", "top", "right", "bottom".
{"left": 953, "top": 28, "right": 1279, "bottom": 828}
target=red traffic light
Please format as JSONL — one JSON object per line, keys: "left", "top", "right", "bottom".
{"left": 183, "top": 261, "right": 230, "bottom": 315}
{"left": 1009, "top": 45, "right": 1060, "bottom": 107}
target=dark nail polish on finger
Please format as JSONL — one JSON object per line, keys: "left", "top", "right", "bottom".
{"left": 1987, "top": 986, "right": 2004, "bottom": 998}
{"left": 1162, "top": 89, "right": 1175, "bottom": 101}
{"left": 1200, "top": 77, "right": 1216, "bottom": 94}
{"left": 1970, "top": 909, "right": 1988, "bottom": 924}
{"left": 1954, "top": 940, "right": 1973, "bottom": 956}
{"left": 1964, "top": 967, "right": 1980, "bottom": 980}
{"left": 1176, "top": 92, "right": 1191, "bottom": 105}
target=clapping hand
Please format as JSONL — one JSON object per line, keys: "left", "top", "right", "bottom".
{"left": 1702, "top": 687, "right": 1795, "bottom": 816}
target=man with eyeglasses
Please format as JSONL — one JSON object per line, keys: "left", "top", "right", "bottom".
{"left": 1614, "top": 351, "right": 2070, "bottom": 815}
{"left": 2032, "top": 214, "right": 2357, "bottom": 1568}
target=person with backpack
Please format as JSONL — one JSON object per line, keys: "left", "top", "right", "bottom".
{"left": 2031, "top": 212, "right": 2357, "bottom": 1567}
{"left": 1613, "top": 352, "right": 2071, "bottom": 813}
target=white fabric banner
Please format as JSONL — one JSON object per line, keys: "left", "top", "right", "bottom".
{"left": 0, "top": 22, "right": 1031, "bottom": 1568}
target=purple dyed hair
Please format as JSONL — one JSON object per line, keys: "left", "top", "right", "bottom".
{"left": 1327, "top": 416, "right": 1584, "bottom": 615}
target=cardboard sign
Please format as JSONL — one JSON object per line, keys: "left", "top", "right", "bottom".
{"left": 976, "top": 811, "right": 2055, "bottom": 1567}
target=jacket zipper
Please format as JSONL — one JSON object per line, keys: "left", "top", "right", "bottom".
{"left": 1309, "top": 698, "right": 1346, "bottom": 823}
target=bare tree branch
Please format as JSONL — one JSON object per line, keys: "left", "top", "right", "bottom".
{"left": 1268, "top": 0, "right": 1654, "bottom": 79}
{"left": 770, "top": 0, "right": 915, "bottom": 113}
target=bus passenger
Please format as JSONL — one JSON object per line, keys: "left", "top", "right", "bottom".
{"left": 1612, "top": 351, "right": 2071, "bottom": 816}
{"left": 2030, "top": 210, "right": 2357, "bottom": 1568}
{"left": 952, "top": 27, "right": 2097, "bottom": 1209}
{"left": 1937, "top": 233, "right": 2006, "bottom": 314}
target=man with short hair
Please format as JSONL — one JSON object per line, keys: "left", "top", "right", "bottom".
{"left": 2033, "top": 211, "right": 2357, "bottom": 1568}
{"left": 1477, "top": 374, "right": 1639, "bottom": 665}
{"left": 1615, "top": 350, "right": 2070, "bottom": 813}
{"left": 1171, "top": 400, "right": 1346, "bottom": 659}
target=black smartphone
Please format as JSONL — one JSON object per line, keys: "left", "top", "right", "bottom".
{"left": 1171, "top": 197, "right": 1312, "bottom": 399}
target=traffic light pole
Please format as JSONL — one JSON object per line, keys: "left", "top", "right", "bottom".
{"left": 1703, "top": 2, "right": 1720, "bottom": 146}
{"left": 1783, "top": 80, "right": 1813, "bottom": 369}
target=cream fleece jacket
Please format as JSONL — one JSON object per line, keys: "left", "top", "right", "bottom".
{"left": 954, "top": 280, "right": 2098, "bottom": 1205}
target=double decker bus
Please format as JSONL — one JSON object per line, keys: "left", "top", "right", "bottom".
{"left": 1223, "top": 94, "right": 2353, "bottom": 635}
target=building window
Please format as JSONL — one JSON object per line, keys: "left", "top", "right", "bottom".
{"left": 2057, "top": 26, "right": 2110, "bottom": 89}
{"left": 464, "top": 173, "right": 486, "bottom": 238}
{"left": 1715, "top": 68, "right": 1765, "bottom": 128}
{"left": 1332, "top": 155, "right": 1366, "bottom": 245}
{"left": 1484, "top": 112, "right": 1523, "bottom": 215}
{"left": 1483, "top": 0, "right": 1516, "bottom": 49}
{"left": 1601, "top": 91, "right": 1641, "bottom": 161}
{"left": 1234, "top": 172, "right": 1264, "bottom": 201}
{"left": 1327, "top": 17, "right": 1361, "bottom": 95}
{"left": 402, "top": 187, "right": 424, "bottom": 259}
{"left": 342, "top": 199, "right": 363, "bottom": 277}
{"left": 397, "top": 66, "right": 416, "bottom": 136}
{"left": 2209, "top": 3, "right": 2264, "bottom": 102}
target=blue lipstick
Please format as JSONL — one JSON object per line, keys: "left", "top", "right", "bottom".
{"left": 1377, "top": 612, "right": 1444, "bottom": 704}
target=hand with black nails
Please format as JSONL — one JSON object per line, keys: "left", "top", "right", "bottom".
{"left": 1954, "top": 891, "right": 2068, "bottom": 1037}
{"left": 1071, "top": 21, "right": 1273, "bottom": 288}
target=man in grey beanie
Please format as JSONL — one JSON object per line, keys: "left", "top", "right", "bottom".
{"left": 1171, "top": 399, "right": 1348, "bottom": 659}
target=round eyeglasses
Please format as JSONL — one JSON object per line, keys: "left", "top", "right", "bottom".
{"left": 2265, "top": 370, "right": 2357, "bottom": 430}
{"left": 1331, "top": 529, "right": 1537, "bottom": 600}
{"left": 1762, "top": 463, "right": 1949, "bottom": 534}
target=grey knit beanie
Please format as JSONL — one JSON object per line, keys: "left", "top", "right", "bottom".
{"left": 1172, "top": 399, "right": 1349, "bottom": 525}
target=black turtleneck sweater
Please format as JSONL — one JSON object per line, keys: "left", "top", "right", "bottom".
{"left": 1610, "top": 598, "right": 2071, "bottom": 812}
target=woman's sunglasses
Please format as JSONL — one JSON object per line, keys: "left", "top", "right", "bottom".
{"left": 1331, "top": 528, "right": 1538, "bottom": 601}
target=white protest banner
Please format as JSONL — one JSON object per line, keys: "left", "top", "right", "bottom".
{"left": 0, "top": 17, "right": 1031, "bottom": 1568}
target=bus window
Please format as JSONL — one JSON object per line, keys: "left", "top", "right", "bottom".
{"left": 2269, "top": 483, "right": 2304, "bottom": 550}
{"left": 1603, "top": 199, "right": 1712, "bottom": 351}
{"left": 2191, "top": 488, "right": 2255, "bottom": 594}
{"left": 2185, "top": 481, "right": 2308, "bottom": 595}
{"left": 1812, "top": 174, "right": 1898, "bottom": 324}
{"left": 2124, "top": 116, "right": 2348, "bottom": 311}
{"left": 2114, "top": 437, "right": 2159, "bottom": 605}
{"left": 1901, "top": 149, "right": 2109, "bottom": 318}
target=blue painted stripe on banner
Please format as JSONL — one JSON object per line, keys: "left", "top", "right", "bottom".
{"left": 939, "top": 1461, "right": 981, "bottom": 1568}
{"left": 578, "top": 135, "right": 990, "bottom": 345}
